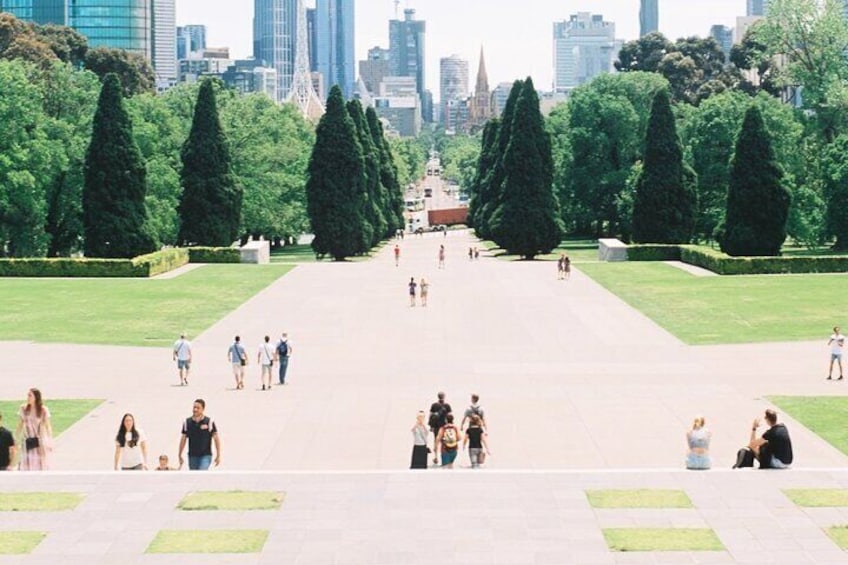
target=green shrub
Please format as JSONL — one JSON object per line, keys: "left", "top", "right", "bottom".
{"left": 628, "top": 245, "right": 682, "bottom": 261}
{"left": 132, "top": 248, "right": 189, "bottom": 277}
{"left": 188, "top": 247, "right": 240, "bottom": 263}
{"left": 680, "top": 246, "right": 848, "bottom": 275}
{"left": 0, "top": 258, "right": 143, "bottom": 277}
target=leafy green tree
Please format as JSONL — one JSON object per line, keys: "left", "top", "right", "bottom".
{"left": 720, "top": 105, "right": 790, "bottom": 256}
{"left": 178, "top": 79, "right": 240, "bottom": 246}
{"left": 440, "top": 133, "right": 481, "bottom": 192}
{"left": 83, "top": 73, "right": 155, "bottom": 257}
{"left": 632, "top": 89, "right": 697, "bottom": 243}
{"left": 729, "top": 24, "right": 781, "bottom": 97}
{"left": 488, "top": 78, "right": 564, "bottom": 258}
{"left": 367, "top": 106, "right": 404, "bottom": 235}
{"left": 387, "top": 137, "right": 425, "bottom": 187}
{"left": 347, "top": 99, "right": 384, "bottom": 245}
{"left": 615, "top": 32, "right": 674, "bottom": 73}
{"left": 468, "top": 118, "right": 500, "bottom": 231}
{"left": 35, "top": 24, "right": 88, "bottom": 66}
{"left": 85, "top": 46, "right": 155, "bottom": 96}
{"left": 306, "top": 85, "right": 368, "bottom": 260}
{"left": 820, "top": 135, "right": 848, "bottom": 249}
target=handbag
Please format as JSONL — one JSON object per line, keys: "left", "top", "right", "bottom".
{"left": 25, "top": 437, "right": 40, "bottom": 450}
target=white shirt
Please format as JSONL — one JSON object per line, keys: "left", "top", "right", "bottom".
{"left": 174, "top": 339, "right": 191, "bottom": 361}
{"left": 119, "top": 429, "right": 146, "bottom": 469}
{"left": 831, "top": 334, "right": 845, "bottom": 355}
{"left": 259, "top": 343, "right": 274, "bottom": 366}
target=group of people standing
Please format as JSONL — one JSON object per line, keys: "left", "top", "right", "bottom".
{"left": 411, "top": 392, "right": 491, "bottom": 470}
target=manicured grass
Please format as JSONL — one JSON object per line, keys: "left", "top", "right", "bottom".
{"left": 769, "top": 397, "right": 848, "bottom": 456}
{"left": 0, "top": 532, "right": 46, "bottom": 554}
{"left": 586, "top": 489, "right": 693, "bottom": 509}
{"left": 0, "top": 264, "right": 293, "bottom": 346}
{"left": 0, "top": 399, "right": 102, "bottom": 436}
{"left": 146, "top": 530, "right": 269, "bottom": 554}
{"left": 178, "top": 491, "right": 284, "bottom": 511}
{"left": 0, "top": 493, "right": 84, "bottom": 512}
{"left": 270, "top": 244, "right": 319, "bottom": 263}
{"left": 603, "top": 528, "right": 724, "bottom": 552}
{"left": 784, "top": 489, "right": 848, "bottom": 507}
{"left": 827, "top": 526, "right": 848, "bottom": 549}
{"left": 579, "top": 261, "right": 847, "bottom": 344}
{"left": 481, "top": 239, "right": 599, "bottom": 262}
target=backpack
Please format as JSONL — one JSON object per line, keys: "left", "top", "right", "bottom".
{"left": 429, "top": 403, "right": 446, "bottom": 429}
{"left": 276, "top": 340, "right": 289, "bottom": 357}
{"left": 441, "top": 425, "right": 458, "bottom": 450}
{"left": 468, "top": 405, "right": 483, "bottom": 418}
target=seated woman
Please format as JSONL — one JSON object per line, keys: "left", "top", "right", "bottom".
{"left": 686, "top": 416, "right": 711, "bottom": 470}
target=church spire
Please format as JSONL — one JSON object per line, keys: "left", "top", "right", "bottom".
{"left": 475, "top": 46, "right": 489, "bottom": 95}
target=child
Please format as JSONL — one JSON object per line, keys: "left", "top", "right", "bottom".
{"left": 155, "top": 454, "right": 173, "bottom": 471}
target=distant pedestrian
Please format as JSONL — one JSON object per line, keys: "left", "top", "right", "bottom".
{"left": 473, "top": 247, "right": 479, "bottom": 260}
{"left": 410, "top": 411, "right": 429, "bottom": 469}
{"left": 408, "top": 277, "right": 418, "bottom": 307}
{"left": 443, "top": 227, "right": 447, "bottom": 238}
{"left": 438, "top": 245, "right": 445, "bottom": 269}
{"left": 275, "top": 332, "right": 293, "bottom": 385}
{"left": 828, "top": 326, "right": 845, "bottom": 380}
{"left": 257, "top": 335, "right": 274, "bottom": 390}
{"left": 420, "top": 278, "right": 429, "bottom": 307}
{"left": 114, "top": 413, "right": 148, "bottom": 471}
{"left": 468, "top": 247, "right": 474, "bottom": 261}
{"left": 178, "top": 399, "right": 221, "bottom": 470}
{"left": 564, "top": 255, "right": 571, "bottom": 280}
{"left": 228, "top": 336, "right": 247, "bottom": 390}
{"left": 0, "top": 413, "right": 16, "bottom": 471}
{"left": 557, "top": 254, "right": 565, "bottom": 280}
{"left": 463, "top": 415, "right": 490, "bottom": 469}
{"left": 435, "top": 413, "right": 460, "bottom": 468}
{"left": 461, "top": 394, "right": 486, "bottom": 431}
{"left": 16, "top": 388, "right": 52, "bottom": 471}
{"left": 173, "top": 333, "right": 192, "bottom": 386}
{"left": 394, "top": 244, "right": 401, "bottom": 267}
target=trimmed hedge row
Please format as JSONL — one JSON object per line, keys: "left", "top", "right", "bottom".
{"left": 627, "top": 245, "right": 682, "bottom": 262}
{"left": 0, "top": 247, "right": 237, "bottom": 278}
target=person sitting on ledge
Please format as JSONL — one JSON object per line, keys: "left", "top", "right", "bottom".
{"left": 733, "top": 409, "right": 793, "bottom": 469}
{"left": 685, "top": 416, "right": 711, "bottom": 470}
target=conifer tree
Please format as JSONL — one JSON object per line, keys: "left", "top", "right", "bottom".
{"left": 83, "top": 73, "right": 156, "bottom": 258}
{"left": 632, "top": 89, "right": 697, "bottom": 243}
{"left": 178, "top": 79, "right": 241, "bottom": 246}
{"left": 469, "top": 118, "right": 500, "bottom": 232}
{"left": 367, "top": 106, "right": 404, "bottom": 235}
{"left": 347, "top": 99, "right": 384, "bottom": 246}
{"left": 720, "top": 105, "right": 789, "bottom": 256}
{"left": 306, "top": 86, "right": 368, "bottom": 260}
{"left": 488, "top": 78, "right": 564, "bottom": 258}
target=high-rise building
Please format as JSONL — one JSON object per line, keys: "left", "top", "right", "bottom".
{"left": 315, "top": 0, "right": 354, "bottom": 100}
{"left": 554, "top": 13, "right": 620, "bottom": 94}
{"left": 306, "top": 7, "right": 317, "bottom": 71}
{"left": 747, "top": 0, "right": 768, "bottom": 16}
{"left": 389, "top": 8, "right": 428, "bottom": 121}
{"left": 0, "top": 0, "right": 65, "bottom": 24}
{"left": 709, "top": 24, "right": 733, "bottom": 61}
{"left": 640, "top": 0, "right": 658, "bottom": 37}
{"left": 152, "top": 0, "right": 176, "bottom": 87}
{"left": 177, "top": 25, "right": 206, "bottom": 60}
{"left": 69, "top": 0, "right": 152, "bottom": 55}
{"left": 253, "top": 0, "right": 297, "bottom": 102}
{"left": 492, "top": 82, "right": 513, "bottom": 116}
{"left": 359, "top": 46, "right": 390, "bottom": 94}
{"left": 439, "top": 55, "right": 468, "bottom": 107}
{"left": 222, "top": 59, "right": 278, "bottom": 100}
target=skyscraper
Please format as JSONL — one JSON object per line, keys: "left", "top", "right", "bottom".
{"left": 152, "top": 0, "right": 176, "bottom": 86}
{"left": 554, "top": 13, "right": 620, "bottom": 94}
{"left": 0, "top": 0, "right": 65, "bottom": 24}
{"left": 747, "top": 0, "right": 768, "bottom": 16}
{"left": 640, "top": 0, "right": 658, "bottom": 37}
{"left": 389, "top": 8, "right": 428, "bottom": 121}
{"left": 253, "top": 0, "right": 297, "bottom": 102}
{"left": 69, "top": 0, "right": 152, "bottom": 55}
{"left": 315, "top": 0, "right": 354, "bottom": 100}
{"left": 306, "top": 7, "right": 317, "bottom": 71}
{"left": 177, "top": 25, "right": 207, "bottom": 59}
{"left": 439, "top": 54, "right": 468, "bottom": 129}
{"left": 359, "top": 46, "right": 390, "bottom": 94}
{"left": 709, "top": 24, "right": 733, "bottom": 61}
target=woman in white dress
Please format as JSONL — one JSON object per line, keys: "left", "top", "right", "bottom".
{"left": 114, "top": 413, "right": 148, "bottom": 471}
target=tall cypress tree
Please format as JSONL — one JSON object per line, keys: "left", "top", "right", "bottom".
{"left": 83, "top": 73, "right": 155, "bottom": 258}
{"left": 469, "top": 118, "right": 500, "bottom": 232}
{"left": 488, "top": 78, "right": 564, "bottom": 258}
{"left": 367, "top": 106, "right": 404, "bottom": 235}
{"left": 347, "top": 99, "right": 384, "bottom": 246}
{"left": 632, "top": 89, "right": 697, "bottom": 243}
{"left": 306, "top": 85, "right": 368, "bottom": 260}
{"left": 478, "top": 80, "right": 523, "bottom": 238}
{"left": 178, "top": 79, "right": 240, "bottom": 246}
{"left": 720, "top": 105, "right": 789, "bottom": 256}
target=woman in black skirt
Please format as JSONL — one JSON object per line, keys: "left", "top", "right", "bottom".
{"left": 410, "top": 411, "right": 429, "bottom": 469}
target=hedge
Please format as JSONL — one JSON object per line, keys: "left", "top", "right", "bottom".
{"left": 188, "top": 247, "right": 241, "bottom": 263}
{"left": 680, "top": 246, "right": 848, "bottom": 275}
{"left": 132, "top": 248, "right": 189, "bottom": 277}
{"left": 627, "top": 245, "right": 682, "bottom": 261}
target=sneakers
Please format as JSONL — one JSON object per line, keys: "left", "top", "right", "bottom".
{"left": 261, "top": 385, "right": 266, "bottom": 391}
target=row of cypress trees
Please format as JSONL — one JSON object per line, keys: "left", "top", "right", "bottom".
{"left": 83, "top": 75, "right": 237, "bottom": 258}
{"left": 306, "top": 85, "right": 405, "bottom": 260}
{"left": 467, "top": 78, "right": 565, "bottom": 259}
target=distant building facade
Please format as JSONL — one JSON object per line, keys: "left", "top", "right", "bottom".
{"left": 439, "top": 54, "right": 469, "bottom": 129}
{"left": 640, "top": 0, "right": 658, "bottom": 37}
{"left": 222, "top": 59, "right": 278, "bottom": 100}
{"left": 177, "top": 24, "right": 207, "bottom": 60}
{"left": 709, "top": 24, "right": 733, "bottom": 61}
{"left": 389, "top": 8, "right": 429, "bottom": 121}
{"left": 315, "top": 0, "right": 354, "bottom": 99}
{"left": 359, "top": 46, "right": 391, "bottom": 94}
{"left": 553, "top": 13, "right": 621, "bottom": 94}
{"left": 467, "top": 47, "right": 495, "bottom": 131}
{"left": 253, "top": 0, "right": 297, "bottom": 101}
{"left": 747, "top": 0, "right": 768, "bottom": 16}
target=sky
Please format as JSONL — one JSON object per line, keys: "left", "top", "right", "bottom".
{"left": 177, "top": 0, "right": 747, "bottom": 96}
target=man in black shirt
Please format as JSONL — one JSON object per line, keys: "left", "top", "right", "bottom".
{"left": 0, "top": 413, "right": 15, "bottom": 470}
{"left": 178, "top": 399, "right": 221, "bottom": 470}
{"left": 428, "top": 392, "right": 451, "bottom": 464}
{"left": 750, "top": 409, "right": 793, "bottom": 469}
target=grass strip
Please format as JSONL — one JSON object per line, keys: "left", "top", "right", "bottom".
{"left": 0, "top": 493, "right": 83, "bottom": 512}
{"left": 178, "top": 491, "right": 284, "bottom": 511}
{"left": 769, "top": 397, "right": 848, "bottom": 456}
{"left": 603, "top": 528, "right": 724, "bottom": 551}
{"left": 146, "top": 530, "right": 269, "bottom": 553}
{"left": 587, "top": 489, "right": 693, "bottom": 509}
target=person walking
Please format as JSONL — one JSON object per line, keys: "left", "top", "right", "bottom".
{"left": 420, "top": 278, "right": 429, "bottom": 307}
{"left": 410, "top": 411, "right": 429, "bottom": 469}
{"left": 408, "top": 277, "right": 418, "bottom": 307}
{"left": 463, "top": 415, "right": 491, "bottom": 469}
{"left": 257, "top": 335, "right": 274, "bottom": 391}
{"left": 428, "top": 391, "right": 452, "bottom": 455}
{"left": 228, "top": 336, "right": 247, "bottom": 390}
{"left": 114, "top": 413, "right": 148, "bottom": 471}
{"left": 435, "top": 413, "right": 460, "bottom": 468}
{"left": 557, "top": 254, "right": 565, "bottom": 280}
{"left": 173, "top": 333, "right": 192, "bottom": 386}
{"left": 564, "top": 254, "right": 571, "bottom": 280}
{"left": 0, "top": 413, "right": 16, "bottom": 471}
{"left": 438, "top": 245, "right": 446, "bottom": 269}
{"left": 16, "top": 388, "right": 52, "bottom": 471}
{"left": 461, "top": 394, "right": 486, "bottom": 431}
{"left": 468, "top": 247, "right": 474, "bottom": 261}
{"left": 394, "top": 244, "right": 401, "bottom": 267}
{"left": 178, "top": 399, "right": 221, "bottom": 470}
{"left": 828, "top": 326, "right": 845, "bottom": 380}
{"left": 473, "top": 247, "right": 479, "bottom": 260}
{"left": 275, "top": 332, "right": 293, "bottom": 385}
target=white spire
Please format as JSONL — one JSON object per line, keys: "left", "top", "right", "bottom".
{"left": 287, "top": 0, "right": 324, "bottom": 120}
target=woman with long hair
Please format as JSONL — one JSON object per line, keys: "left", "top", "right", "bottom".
{"left": 410, "top": 411, "right": 429, "bottom": 469}
{"left": 16, "top": 388, "right": 52, "bottom": 471}
{"left": 114, "top": 413, "right": 148, "bottom": 471}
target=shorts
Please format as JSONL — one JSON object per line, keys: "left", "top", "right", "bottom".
{"left": 232, "top": 363, "right": 243, "bottom": 375}
{"left": 177, "top": 359, "right": 190, "bottom": 370}
{"left": 832, "top": 353, "right": 842, "bottom": 361}
{"left": 440, "top": 449, "right": 458, "bottom": 466}
{"left": 261, "top": 364, "right": 273, "bottom": 376}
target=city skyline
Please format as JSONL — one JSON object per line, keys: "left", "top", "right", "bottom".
{"left": 177, "top": 0, "right": 745, "bottom": 97}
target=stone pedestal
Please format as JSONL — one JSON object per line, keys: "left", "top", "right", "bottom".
{"left": 598, "top": 238, "right": 628, "bottom": 262}
{"left": 240, "top": 240, "right": 271, "bottom": 264}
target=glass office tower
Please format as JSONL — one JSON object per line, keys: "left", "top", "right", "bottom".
{"left": 315, "top": 0, "right": 354, "bottom": 100}
{"left": 68, "top": 0, "right": 152, "bottom": 56}
{"left": 1, "top": 0, "right": 66, "bottom": 24}
{"left": 253, "top": 0, "right": 297, "bottom": 102}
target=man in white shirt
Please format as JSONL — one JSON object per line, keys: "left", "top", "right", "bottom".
{"left": 828, "top": 326, "right": 845, "bottom": 380}
{"left": 257, "top": 335, "right": 274, "bottom": 391}
{"left": 173, "top": 334, "right": 192, "bottom": 386}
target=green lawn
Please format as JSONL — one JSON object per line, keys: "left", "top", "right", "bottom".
{"left": 784, "top": 489, "right": 848, "bottom": 507}
{"left": 827, "top": 526, "right": 848, "bottom": 549}
{"left": 0, "top": 532, "right": 45, "bottom": 554}
{"left": 0, "top": 264, "right": 293, "bottom": 346}
{"left": 146, "top": 530, "right": 269, "bottom": 554}
{"left": 0, "top": 493, "right": 84, "bottom": 512}
{"left": 769, "top": 397, "right": 848, "bottom": 456}
{"left": 579, "top": 261, "right": 846, "bottom": 344}
{"left": 603, "top": 528, "right": 724, "bottom": 552}
{"left": 270, "top": 244, "right": 318, "bottom": 263}
{"left": 586, "top": 489, "right": 693, "bottom": 509}
{"left": 178, "top": 491, "right": 284, "bottom": 511}
{"left": 0, "top": 399, "right": 102, "bottom": 436}
{"left": 481, "top": 238, "right": 599, "bottom": 262}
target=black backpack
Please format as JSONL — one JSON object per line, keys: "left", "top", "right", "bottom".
{"left": 276, "top": 340, "right": 289, "bottom": 357}
{"left": 428, "top": 404, "right": 445, "bottom": 429}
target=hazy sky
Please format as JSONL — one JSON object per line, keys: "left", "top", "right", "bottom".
{"left": 177, "top": 0, "right": 747, "bottom": 94}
